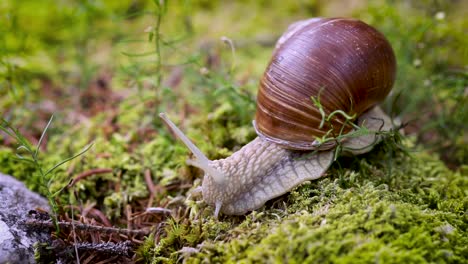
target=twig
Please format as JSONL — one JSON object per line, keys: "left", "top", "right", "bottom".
{"left": 25, "top": 219, "right": 150, "bottom": 236}
{"left": 71, "top": 204, "right": 81, "bottom": 264}
{"left": 69, "top": 168, "right": 113, "bottom": 187}
{"left": 72, "top": 241, "right": 133, "bottom": 257}
{"left": 146, "top": 207, "right": 172, "bottom": 215}
{"left": 66, "top": 204, "right": 113, "bottom": 227}
{"left": 126, "top": 204, "right": 133, "bottom": 231}
{"left": 144, "top": 168, "right": 156, "bottom": 196}
{"left": 77, "top": 241, "right": 132, "bottom": 257}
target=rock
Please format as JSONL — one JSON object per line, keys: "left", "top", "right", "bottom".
{"left": 0, "top": 173, "right": 50, "bottom": 264}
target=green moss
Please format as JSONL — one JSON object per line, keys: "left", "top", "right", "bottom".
{"left": 164, "top": 142, "right": 467, "bottom": 263}
{"left": 141, "top": 218, "right": 233, "bottom": 263}
{"left": 0, "top": 147, "right": 39, "bottom": 189}
{"left": 238, "top": 203, "right": 465, "bottom": 263}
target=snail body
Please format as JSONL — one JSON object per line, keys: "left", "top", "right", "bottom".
{"left": 160, "top": 18, "right": 396, "bottom": 216}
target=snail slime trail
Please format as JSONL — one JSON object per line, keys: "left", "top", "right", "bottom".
{"left": 160, "top": 18, "right": 396, "bottom": 217}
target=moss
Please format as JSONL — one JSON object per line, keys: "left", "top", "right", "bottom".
{"left": 167, "top": 141, "right": 467, "bottom": 263}
{"left": 0, "top": 147, "right": 39, "bottom": 189}
{"left": 143, "top": 218, "right": 233, "bottom": 263}
{"left": 237, "top": 203, "right": 465, "bottom": 263}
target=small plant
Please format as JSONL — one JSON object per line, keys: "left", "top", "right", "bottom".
{"left": 310, "top": 93, "right": 405, "bottom": 160}
{"left": 0, "top": 115, "right": 93, "bottom": 231}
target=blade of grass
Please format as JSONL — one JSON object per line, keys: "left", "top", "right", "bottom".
{"left": 44, "top": 142, "right": 94, "bottom": 177}
{"left": 0, "top": 121, "right": 17, "bottom": 139}
{"left": 35, "top": 115, "right": 54, "bottom": 158}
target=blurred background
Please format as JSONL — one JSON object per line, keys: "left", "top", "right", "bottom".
{"left": 1, "top": 0, "right": 466, "bottom": 167}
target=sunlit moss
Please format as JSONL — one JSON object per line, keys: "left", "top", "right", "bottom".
{"left": 177, "top": 144, "right": 467, "bottom": 263}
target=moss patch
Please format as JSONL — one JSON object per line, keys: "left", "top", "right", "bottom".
{"left": 146, "top": 141, "right": 467, "bottom": 263}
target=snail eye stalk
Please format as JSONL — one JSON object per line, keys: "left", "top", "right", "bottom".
{"left": 159, "top": 113, "right": 226, "bottom": 185}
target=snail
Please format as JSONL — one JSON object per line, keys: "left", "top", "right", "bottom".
{"left": 159, "top": 18, "right": 396, "bottom": 217}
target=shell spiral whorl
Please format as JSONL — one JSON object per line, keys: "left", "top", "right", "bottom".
{"left": 255, "top": 18, "right": 396, "bottom": 150}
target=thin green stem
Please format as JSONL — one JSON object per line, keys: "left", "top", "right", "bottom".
{"left": 0, "top": 116, "right": 93, "bottom": 233}
{"left": 153, "top": 0, "right": 164, "bottom": 90}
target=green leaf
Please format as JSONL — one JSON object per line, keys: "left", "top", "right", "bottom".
{"left": 44, "top": 142, "right": 94, "bottom": 177}
{"left": 35, "top": 115, "right": 54, "bottom": 159}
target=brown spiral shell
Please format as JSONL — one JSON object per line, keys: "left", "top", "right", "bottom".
{"left": 254, "top": 18, "right": 396, "bottom": 150}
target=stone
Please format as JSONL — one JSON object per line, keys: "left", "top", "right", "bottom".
{"left": 0, "top": 173, "right": 50, "bottom": 264}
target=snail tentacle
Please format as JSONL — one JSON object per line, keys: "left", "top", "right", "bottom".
{"left": 159, "top": 113, "right": 226, "bottom": 185}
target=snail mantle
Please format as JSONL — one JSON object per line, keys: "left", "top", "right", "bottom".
{"left": 159, "top": 17, "right": 396, "bottom": 217}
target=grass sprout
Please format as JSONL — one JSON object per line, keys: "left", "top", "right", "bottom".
{"left": 309, "top": 94, "right": 406, "bottom": 160}
{"left": 0, "top": 115, "right": 93, "bottom": 231}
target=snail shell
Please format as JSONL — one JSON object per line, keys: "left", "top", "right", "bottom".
{"left": 255, "top": 18, "right": 396, "bottom": 150}
{"left": 160, "top": 18, "right": 396, "bottom": 216}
